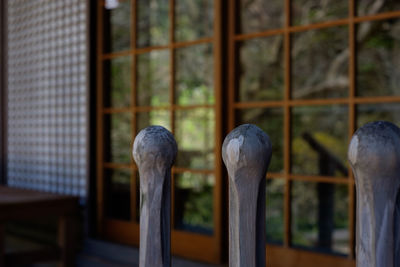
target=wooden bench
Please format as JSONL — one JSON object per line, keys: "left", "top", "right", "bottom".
{"left": 0, "top": 185, "right": 79, "bottom": 267}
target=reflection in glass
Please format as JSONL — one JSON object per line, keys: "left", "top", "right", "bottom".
{"left": 357, "top": 104, "right": 400, "bottom": 128}
{"left": 239, "top": 0, "right": 284, "bottom": 33}
{"left": 292, "top": 0, "right": 347, "bottom": 26}
{"left": 237, "top": 108, "right": 284, "bottom": 173}
{"left": 104, "top": 0, "right": 131, "bottom": 52}
{"left": 291, "top": 105, "right": 348, "bottom": 177}
{"left": 292, "top": 26, "right": 349, "bottom": 99}
{"left": 105, "top": 113, "right": 132, "bottom": 163}
{"left": 175, "top": 108, "right": 215, "bottom": 169}
{"left": 175, "top": 0, "right": 214, "bottom": 42}
{"left": 137, "top": 0, "right": 169, "bottom": 48}
{"left": 175, "top": 44, "right": 214, "bottom": 105}
{"left": 105, "top": 168, "right": 131, "bottom": 221}
{"left": 137, "top": 110, "right": 171, "bottom": 132}
{"left": 357, "top": 19, "right": 400, "bottom": 96}
{"left": 358, "top": 0, "right": 400, "bottom": 16}
{"left": 239, "top": 36, "right": 284, "bottom": 102}
{"left": 174, "top": 172, "right": 214, "bottom": 234}
{"left": 104, "top": 56, "right": 132, "bottom": 108}
{"left": 137, "top": 50, "right": 170, "bottom": 106}
{"left": 266, "top": 178, "right": 284, "bottom": 243}
{"left": 291, "top": 181, "right": 349, "bottom": 255}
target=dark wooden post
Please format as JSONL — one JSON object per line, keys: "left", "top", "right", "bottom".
{"left": 348, "top": 121, "right": 400, "bottom": 267}
{"left": 58, "top": 215, "right": 75, "bottom": 267}
{"left": 222, "top": 124, "right": 272, "bottom": 267}
{"left": 133, "top": 126, "right": 177, "bottom": 267}
{"left": 0, "top": 223, "right": 4, "bottom": 266}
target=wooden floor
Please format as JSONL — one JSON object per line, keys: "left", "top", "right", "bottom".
{"left": 76, "top": 239, "right": 225, "bottom": 267}
{"left": 5, "top": 233, "right": 224, "bottom": 267}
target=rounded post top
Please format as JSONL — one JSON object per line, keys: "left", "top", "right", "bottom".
{"left": 222, "top": 124, "right": 272, "bottom": 178}
{"left": 133, "top": 126, "right": 177, "bottom": 171}
{"left": 349, "top": 121, "right": 400, "bottom": 179}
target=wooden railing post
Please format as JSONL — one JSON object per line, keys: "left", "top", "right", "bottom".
{"left": 133, "top": 126, "right": 177, "bottom": 267}
{"left": 348, "top": 121, "right": 400, "bottom": 267}
{"left": 222, "top": 124, "right": 272, "bottom": 267}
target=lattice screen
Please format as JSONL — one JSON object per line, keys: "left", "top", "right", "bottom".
{"left": 6, "top": 0, "right": 88, "bottom": 197}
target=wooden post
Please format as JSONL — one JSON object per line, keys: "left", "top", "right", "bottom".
{"left": 222, "top": 124, "right": 272, "bottom": 267}
{"left": 0, "top": 223, "right": 4, "bottom": 266}
{"left": 57, "top": 215, "right": 75, "bottom": 267}
{"left": 348, "top": 121, "right": 400, "bottom": 267}
{"left": 133, "top": 126, "right": 177, "bottom": 267}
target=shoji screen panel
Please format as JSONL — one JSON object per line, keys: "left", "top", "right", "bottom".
{"left": 6, "top": 0, "right": 88, "bottom": 197}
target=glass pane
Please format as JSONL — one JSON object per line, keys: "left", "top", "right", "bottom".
{"left": 239, "top": 0, "right": 284, "bottom": 33}
{"left": 104, "top": 0, "right": 131, "bottom": 52}
{"left": 137, "top": 0, "right": 169, "bottom": 48}
{"left": 358, "top": 0, "right": 400, "bottom": 16}
{"left": 236, "top": 108, "right": 284, "bottom": 173}
{"left": 357, "top": 19, "right": 400, "bottom": 97}
{"left": 291, "top": 181, "right": 349, "bottom": 255}
{"left": 104, "top": 113, "right": 132, "bottom": 163}
{"left": 292, "top": 26, "right": 349, "bottom": 99}
{"left": 104, "top": 56, "right": 132, "bottom": 108}
{"left": 105, "top": 168, "right": 132, "bottom": 221}
{"left": 292, "top": 0, "right": 348, "bottom": 26}
{"left": 174, "top": 172, "right": 214, "bottom": 234}
{"left": 137, "top": 110, "right": 171, "bottom": 132}
{"left": 291, "top": 105, "right": 348, "bottom": 177}
{"left": 137, "top": 50, "right": 170, "bottom": 106}
{"left": 239, "top": 36, "right": 284, "bottom": 102}
{"left": 175, "top": 108, "right": 215, "bottom": 169}
{"left": 357, "top": 103, "right": 400, "bottom": 128}
{"left": 175, "top": 44, "right": 214, "bottom": 105}
{"left": 266, "top": 178, "right": 284, "bottom": 244}
{"left": 175, "top": 0, "right": 214, "bottom": 42}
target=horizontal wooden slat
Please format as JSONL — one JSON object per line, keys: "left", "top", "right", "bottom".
{"left": 101, "top": 37, "right": 214, "bottom": 60}
{"left": 234, "top": 11, "right": 400, "bottom": 42}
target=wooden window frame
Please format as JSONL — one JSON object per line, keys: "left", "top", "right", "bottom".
{"left": 96, "top": 0, "right": 400, "bottom": 265}
{"left": 228, "top": 0, "right": 400, "bottom": 266}
{"left": 96, "top": 0, "right": 223, "bottom": 263}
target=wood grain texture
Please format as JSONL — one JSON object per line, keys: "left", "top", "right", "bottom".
{"left": 222, "top": 124, "right": 272, "bottom": 267}
{"left": 133, "top": 126, "right": 177, "bottom": 267}
{"left": 348, "top": 121, "right": 400, "bottom": 267}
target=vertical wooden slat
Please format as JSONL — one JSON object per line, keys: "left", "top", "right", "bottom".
{"left": 283, "top": 0, "right": 292, "bottom": 248}
{"left": 213, "top": 0, "right": 223, "bottom": 258}
{"left": 348, "top": 0, "right": 356, "bottom": 259}
{"left": 169, "top": 0, "right": 176, "bottom": 230}
{"left": 131, "top": 0, "right": 138, "bottom": 222}
{"left": 227, "top": 0, "right": 236, "bottom": 131}
{"left": 169, "top": 0, "right": 175, "bottom": 133}
{"left": 96, "top": 0, "right": 105, "bottom": 234}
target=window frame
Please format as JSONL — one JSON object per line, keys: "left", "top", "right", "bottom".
{"left": 96, "top": 0, "right": 224, "bottom": 263}
{"left": 228, "top": 0, "right": 400, "bottom": 266}
{"left": 96, "top": 0, "right": 400, "bottom": 265}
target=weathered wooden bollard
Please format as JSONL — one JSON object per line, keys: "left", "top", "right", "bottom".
{"left": 222, "top": 124, "right": 272, "bottom": 267}
{"left": 133, "top": 126, "right": 177, "bottom": 267}
{"left": 348, "top": 121, "right": 400, "bottom": 267}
